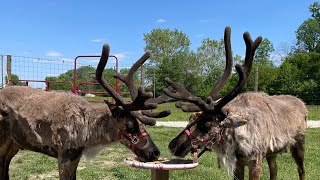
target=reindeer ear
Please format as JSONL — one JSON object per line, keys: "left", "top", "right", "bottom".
{"left": 219, "top": 116, "right": 247, "bottom": 128}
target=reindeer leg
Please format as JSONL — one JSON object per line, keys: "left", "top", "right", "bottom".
{"left": 248, "top": 157, "right": 263, "bottom": 180}
{"left": 0, "top": 139, "right": 20, "bottom": 180}
{"left": 234, "top": 159, "right": 245, "bottom": 180}
{"left": 266, "top": 154, "right": 277, "bottom": 180}
{"left": 4, "top": 143, "right": 20, "bottom": 180}
{"left": 57, "top": 148, "right": 83, "bottom": 180}
{"left": 291, "top": 135, "right": 305, "bottom": 180}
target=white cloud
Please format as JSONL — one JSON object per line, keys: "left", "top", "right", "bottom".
{"left": 61, "top": 58, "right": 74, "bottom": 62}
{"left": 90, "top": 39, "right": 104, "bottom": 43}
{"left": 157, "top": 18, "right": 166, "bottom": 23}
{"left": 46, "top": 50, "right": 63, "bottom": 57}
{"left": 46, "top": 73, "right": 60, "bottom": 77}
{"left": 113, "top": 53, "right": 127, "bottom": 59}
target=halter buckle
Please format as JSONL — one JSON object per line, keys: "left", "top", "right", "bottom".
{"left": 131, "top": 135, "right": 139, "bottom": 144}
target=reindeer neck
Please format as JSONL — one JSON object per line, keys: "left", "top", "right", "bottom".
{"left": 83, "top": 104, "right": 119, "bottom": 147}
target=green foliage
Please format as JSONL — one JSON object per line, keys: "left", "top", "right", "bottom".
{"left": 144, "top": 28, "right": 191, "bottom": 65}
{"left": 144, "top": 28, "right": 200, "bottom": 95}
{"left": 270, "top": 52, "right": 320, "bottom": 104}
{"left": 296, "top": 18, "right": 320, "bottom": 52}
{"left": 254, "top": 38, "right": 275, "bottom": 64}
{"left": 295, "top": 2, "right": 320, "bottom": 53}
{"left": 196, "top": 38, "right": 225, "bottom": 76}
{"left": 45, "top": 66, "right": 118, "bottom": 93}
{"left": 6, "top": 74, "right": 26, "bottom": 86}
{"left": 310, "top": 2, "right": 320, "bottom": 20}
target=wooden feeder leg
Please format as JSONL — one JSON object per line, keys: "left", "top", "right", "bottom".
{"left": 151, "top": 169, "right": 169, "bottom": 180}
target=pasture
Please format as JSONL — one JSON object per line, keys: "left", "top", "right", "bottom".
{"left": 157, "top": 103, "right": 320, "bottom": 121}
{"left": 9, "top": 127, "right": 320, "bottom": 180}
{"left": 87, "top": 100, "right": 320, "bottom": 121}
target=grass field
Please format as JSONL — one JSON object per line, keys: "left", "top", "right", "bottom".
{"left": 9, "top": 127, "right": 320, "bottom": 180}
{"left": 157, "top": 103, "right": 320, "bottom": 121}
{"left": 87, "top": 100, "right": 320, "bottom": 121}
{"left": 306, "top": 105, "right": 320, "bottom": 120}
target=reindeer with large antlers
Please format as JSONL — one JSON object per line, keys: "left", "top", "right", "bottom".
{"left": 0, "top": 44, "right": 170, "bottom": 179}
{"left": 165, "top": 27, "right": 307, "bottom": 180}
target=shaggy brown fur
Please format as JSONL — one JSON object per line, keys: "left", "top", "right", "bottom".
{"left": 216, "top": 92, "right": 307, "bottom": 179}
{"left": 169, "top": 92, "right": 307, "bottom": 180}
{"left": 166, "top": 27, "right": 306, "bottom": 180}
{"left": 0, "top": 87, "right": 160, "bottom": 180}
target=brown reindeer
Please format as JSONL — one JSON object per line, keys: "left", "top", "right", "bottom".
{"left": 165, "top": 27, "right": 307, "bottom": 180}
{"left": 0, "top": 44, "right": 171, "bottom": 180}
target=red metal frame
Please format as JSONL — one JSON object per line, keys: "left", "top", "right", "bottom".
{"left": 73, "top": 55, "right": 118, "bottom": 94}
{"left": 77, "top": 82, "right": 114, "bottom": 95}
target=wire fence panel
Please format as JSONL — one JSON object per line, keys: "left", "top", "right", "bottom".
{"left": 1, "top": 54, "right": 117, "bottom": 91}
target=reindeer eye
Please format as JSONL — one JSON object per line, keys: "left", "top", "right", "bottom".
{"left": 198, "top": 121, "right": 211, "bottom": 133}
{"left": 205, "top": 122, "right": 212, "bottom": 129}
{"left": 126, "top": 121, "right": 134, "bottom": 130}
{"left": 217, "top": 111, "right": 227, "bottom": 120}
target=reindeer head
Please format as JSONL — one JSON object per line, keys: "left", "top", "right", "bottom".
{"left": 165, "top": 27, "right": 262, "bottom": 158}
{"left": 96, "top": 44, "right": 171, "bottom": 162}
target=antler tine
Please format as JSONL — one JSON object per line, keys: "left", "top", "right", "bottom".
{"left": 208, "top": 26, "right": 233, "bottom": 100}
{"left": 140, "top": 87, "right": 175, "bottom": 119}
{"left": 163, "top": 27, "right": 233, "bottom": 113}
{"left": 214, "top": 32, "right": 262, "bottom": 111}
{"left": 145, "top": 87, "right": 176, "bottom": 104}
{"left": 130, "top": 111, "right": 157, "bottom": 126}
{"left": 114, "top": 52, "right": 150, "bottom": 99}
{"left": 130, "top": 87, "right": 173, "bottom": 126}
{"left": 142, "top": 110, "right": 171, "bottom": 119}
{"left": 96, "top": 44, "right": 125, "bottom": 106}
{"left": 164, "top": 77, "right": 215, "bottom": 112}
{"left": 113, "top": 52, "right": 158, "bottom": 111}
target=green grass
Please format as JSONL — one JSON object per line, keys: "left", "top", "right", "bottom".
{"left": 85, "top": 96, "right": 320, "bottom": 120}
{"left": 9, "top": 128, "right": 320, "bottom": 180}
{"left": 158, "top": 103, "right": 320, "bottom": 121}
{"left": 307, "top": 105, "right": 320, "bottom": 120}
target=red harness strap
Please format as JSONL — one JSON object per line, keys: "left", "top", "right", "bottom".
{"left": 185, "top": 128, "right": 225, "bottom": 160}
{"left": 118, "top": 130, "right": 149, "bottom": 152}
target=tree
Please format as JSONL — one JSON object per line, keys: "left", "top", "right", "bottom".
{"left": 144, "top": 28, "right": 195, "bottom": 94}
{"left": 144, "top": 28, "right": 191, "bottom": 65}
{"left": 240, "top": 38, "right": 277, "bottom": 92}
{"left": 254, "top": 38, "right": 274, "bottom": 65}
{"left": 5, "top": 74, "right": 26, "bottom": 86}
{"left": 196, "top": 38, "right": 225, "bottom": 76}
{"left": 270, "top": 52, "right": 320, "bottom": 104}
{"left": 310, "top": 2, "right": 320, "bottom": 20}
{"left": 45, "top": 66, "right": 118, "bottom": 92}
{"left": 295, "top": 2, "right": 320, "bottom": 52}
{"left": 296, "top": 18, "right": 320, "bottom": 52}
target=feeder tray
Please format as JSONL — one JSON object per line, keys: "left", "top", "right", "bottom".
{"left": 124, "top": 157, "right": 198, "bottom": 180}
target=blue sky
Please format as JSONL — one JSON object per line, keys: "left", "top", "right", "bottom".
{"left": 0, "top": 0, "right": 316, "bottom": 67}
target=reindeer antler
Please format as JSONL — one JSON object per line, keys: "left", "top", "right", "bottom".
{"left": 96, "top": 44, "right": 171, "bottom": 125}
{"left": 164, "top": 27, "right": 262, "bottom": 113}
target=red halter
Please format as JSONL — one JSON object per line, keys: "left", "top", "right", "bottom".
{"left": 118, "top": 129, "right": 149, "bottom": 152}
{"left": 184, "top": 128, "right": 225, "bottom": 161}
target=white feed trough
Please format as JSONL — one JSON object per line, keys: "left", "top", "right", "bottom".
{"left": 124, "top": 157, "right": 198, "bottom": 180}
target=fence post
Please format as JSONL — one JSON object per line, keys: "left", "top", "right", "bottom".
{"left": 140, "top": 65, "right": 145, "bottom": 88}
{"left": 7, "top": 55, "right": 12, "bottom": 86}
{"left": 153, "top": 71, "right": 156, "bottom": 98}
{"left": 254, "top": 66, "right": 258, "bottom": 92}
{"left": 1, "top": 55, "right": 3, "bottom": 88}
